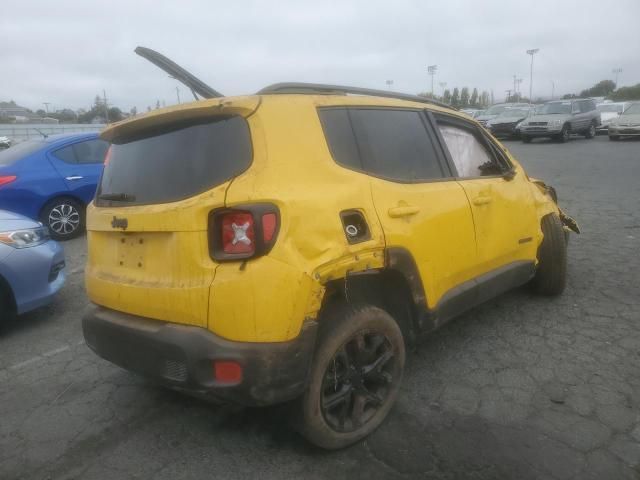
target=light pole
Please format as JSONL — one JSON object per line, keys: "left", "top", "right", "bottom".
{"left": 526, "top": 48, "right": 539, "bottom": 104}
{"left": 439, "top": 82, "right": 447, "bottom": 100}
{"left": 427, "top": 65, "right": 437, "bottom": 97}
{"left": 612, "top": 68, "right": 622, "bottom": 87}
{"left": 385, "top": 80, "right": 394, "bottom": 90}
{"left": 551, "top": 80, "right": 555, "bottom": 100}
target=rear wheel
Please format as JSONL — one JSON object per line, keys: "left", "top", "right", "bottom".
{"left": 295, "top": 303, "right": 405, "bottom": 449}
{"left": 609, "top": 135, "right": 619, "bottom": 141}
{"left": 522, "top": 135, "right": 532, "bottom": 144}
{"left": 532, "top": 213, "right": 567, "bottom": 296}
{"left": 41, "top": 197, "right": 84, "bottom": 240}
{"left": 585, "top": 123, "right": 596, "bottom": 139}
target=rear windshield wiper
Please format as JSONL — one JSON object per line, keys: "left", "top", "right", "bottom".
{"left": 97, "top": 192, "right": 136, "bottom": 202}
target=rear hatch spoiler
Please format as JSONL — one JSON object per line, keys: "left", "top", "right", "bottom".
{"left": 135, "top": 46, "right": 223, "bottom": 100}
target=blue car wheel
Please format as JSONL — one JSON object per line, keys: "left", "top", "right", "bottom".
{"left": 41, "top": 197, "right": 84, "bottom": 240}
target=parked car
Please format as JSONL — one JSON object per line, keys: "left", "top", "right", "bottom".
{"left": 519, "top": 99, "right": 601, "bottom": 143}
{"left": 597, "top": 102, "right": 630, "bottom": 133}
{"left": 82, "top": 47, "right": 580, "bottom": 450}
{"left": 0, "top": 133, "right": 108, "bottom": 240}
{"left": 609, "top": 102, "right": 640, "bottom": 140}
{"left": 0, "top": 209, "right": 65, "bottom": 324}
{"left": 487, "top": 107, "right": 533, "bottom": 138}
{"left": 0, "top": 136, "right": 11, "bottom": 150}
{"left": 475, "top": 102, "right": 529, "bottom": 126}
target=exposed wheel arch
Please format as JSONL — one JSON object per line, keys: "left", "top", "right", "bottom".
{"left": 320, "top": 248, "right": 428, "bottom": 345}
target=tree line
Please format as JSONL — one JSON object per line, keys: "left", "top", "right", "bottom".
{"left": 562, "top": 79, "right": 640, "bottom": 101}
{"left": 419, "top": 87, "right": 492, "bottom": 109}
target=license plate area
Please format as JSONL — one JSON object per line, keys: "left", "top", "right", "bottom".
{"left": 117, "top": 234, "right": 147, "bottom": 269}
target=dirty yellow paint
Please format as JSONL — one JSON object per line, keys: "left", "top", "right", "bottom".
{"left": 86, "top": 93, "right": 565, "bottom": 343}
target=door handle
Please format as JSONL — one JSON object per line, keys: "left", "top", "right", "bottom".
{"left": 388, "top": 205, "right": 420, "bottom": 218}
{"left": 472, "top": 195, "right": 492, "bottom": 206}
{"left": 65, "top": 176, "right": 83, "bottom": 181}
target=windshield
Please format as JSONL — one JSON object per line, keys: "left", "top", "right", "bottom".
{"left": 0, "top": 140, "right": 45, "bottom": 166}
{"left": 622, "top": 103, "right": 640, "bottom": 115}
{"left": 498, "top": 109, "right": 530, "bottom": 118}
{"left": 538, "top": 102, "right": 572, "bottom": 114}
{"left": 485, "top": 105, "right": 509, "bottom": 115}
{"left": 597, "top": 104, "right": 623, "bottom": 113}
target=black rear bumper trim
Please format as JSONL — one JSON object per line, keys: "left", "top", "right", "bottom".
{"left": 82, "top": 305, "right": 317, "bottom": 406}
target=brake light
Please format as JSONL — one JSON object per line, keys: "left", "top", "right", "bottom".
{"left": 0, "top": 176, "right": 16, "bottom": 187}
{"left": 209, "top": 204, "right": 280, "bottom": 261}
{"left": 221, "top": 212, "right": 255, "bottom": 254}
{"left": 262, "top": 213, "right": 277, "bottom": 242}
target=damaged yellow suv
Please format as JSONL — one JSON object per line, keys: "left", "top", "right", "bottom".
{"left": 82, "top": 47, "right": 579, "bottom": 449}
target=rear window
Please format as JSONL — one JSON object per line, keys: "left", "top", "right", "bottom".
{"left": 0, "top": 140, "right": 45, "bottom": 166}
{"left": 97, "top": 116, "right": 252, "bottom": 206}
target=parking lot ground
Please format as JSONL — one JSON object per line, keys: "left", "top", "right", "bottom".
{"left": 1, "top": 136, "right": 640, "bottom": 480}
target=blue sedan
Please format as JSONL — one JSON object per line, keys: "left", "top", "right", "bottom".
{"left": 0, "top": 133, "right": 108, "bottom": 240}
{"left": 0, "top": 209, "right": 65, "bottom": 323}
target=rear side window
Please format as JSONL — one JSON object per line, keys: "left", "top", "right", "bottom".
{"left": 319, "top": 108, "right": 445, "bottom": 182}
{"left": 0, "top": 140, "right": 45, "bottom": 166}
{"left": 53, "top": 140, "right": 109, "bottom": 164}
{"left": 98, "top": 116, "right": 252, "bottom": 206}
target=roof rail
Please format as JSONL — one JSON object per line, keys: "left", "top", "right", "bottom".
{"left": 257, "top": 82, "right": 455, "bottom": 110}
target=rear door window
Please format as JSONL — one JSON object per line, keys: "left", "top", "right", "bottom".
{"left": 319, "top": 107, "right": 446, "bottom": 182}
{"left": 97, "top": 116, "right": 252, "bottom": 206}
{"left": 75, "top": 139, "right": 109, "bottom": 164}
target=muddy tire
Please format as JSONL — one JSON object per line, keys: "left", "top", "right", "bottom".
{"left": 295, "top": 303, "right": 405, "bottom": 449}
{"left": 532, "top": 213, "right": 567, "bottom": 296}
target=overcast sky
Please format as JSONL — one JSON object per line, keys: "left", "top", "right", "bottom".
{"left": 2, "top": 0, "right": 639, "bottom": 112}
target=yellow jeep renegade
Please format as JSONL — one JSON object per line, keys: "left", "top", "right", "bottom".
{"left": 82, "top": 47, "right": 579, "bottom": 449}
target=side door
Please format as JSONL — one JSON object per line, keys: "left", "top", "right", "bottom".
{"left": 570, "top": 101, "right": 584, "bottom": 131}
{"left": 48, "top": 138, "right": 109, "bottom": 203}
{"left": 431, "top": 112, "right": 539, "bottom": 286}
{"left": 323, "top": 107, "right": 478, "bottom": 313}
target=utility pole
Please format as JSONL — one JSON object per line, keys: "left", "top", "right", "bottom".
{"left": 427, "top": 65, "right": 438, "bottom": 97}
{"left": 526, "top": 49, "right": 539, "bottom": 104}
{"left": 439, "top": 82, "right": 447, "bottom": 98}
{"left": 43, "top": 102, "right": 50, "bottom": 114}
{"left": 551, "top": 80, "right": 555, "bottom": 100}
{"left": 385, "top": 80, "right": 394, "bottom": 90}
{"left": 103, "top": 89, "right": 109, "bottom": 123}
{"left": 612, "top": 68, "right": 622, "bottom": 87}
{"left": 513, "top": 75, "right": 517, "bottom": 99}
{"left": 176, "top": 86, "right": 181, "bottom": 104}
{"left": 505, "top": 89, "right": 512, "bottom": 102}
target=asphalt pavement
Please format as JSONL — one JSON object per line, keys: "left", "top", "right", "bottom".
{"left": 1, "top": 135, "right": 639, "bottom": 480}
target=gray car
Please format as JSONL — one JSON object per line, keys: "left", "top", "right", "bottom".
{"left": 475, "top": 102, "right": 530, "bottom": 127}
{"left": 608, "top": 102, "right": 640, "bottom": 140}
{"left": 519, "top": 99, "right": 601, "bottom": 143}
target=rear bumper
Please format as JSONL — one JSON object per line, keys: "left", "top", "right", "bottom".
{"left": 82, "top": 305, "right": 317, "bottom": 406}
